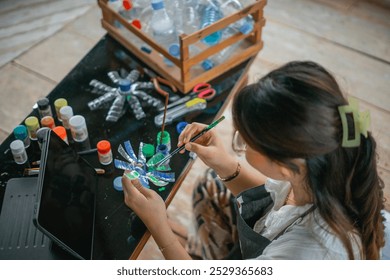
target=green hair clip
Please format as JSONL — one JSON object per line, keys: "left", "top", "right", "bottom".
{"left": 338, "top": 97, "right": 371, "bottom": 148}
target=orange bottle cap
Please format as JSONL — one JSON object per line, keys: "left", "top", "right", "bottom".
{"left": 53, "top": 126, "right": 67, "bottom": 140}
{"left": 97, "top": 140, "right": 111, "bottom": 154}
{"left": 41, "top": 116, "right": 55, "bottom": 129}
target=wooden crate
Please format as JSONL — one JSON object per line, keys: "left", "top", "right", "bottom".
{"left": 98, "top": 0, "right": 267, "bottom": 93}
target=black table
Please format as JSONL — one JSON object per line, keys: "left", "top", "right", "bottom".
{"left": 0, "top": 34, "right": 252, "bottom": 259}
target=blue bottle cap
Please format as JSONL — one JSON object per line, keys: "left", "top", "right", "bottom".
{"left": 151, "top": 1, "right": 164, "bottom": 10}
{"left": 201, "top": 59, "right": 214, "bottom": 70}
{"left": 239, "top": 22, "right": 253, "bottom": 35}
{"left": 176, "top": 121, "right": 188, "bottom": 134}
{"left": 156, "top": 144, "right": 168, "bottom": 155}
{"left": 13, "top": 125, "right": 28, "bottom": 140}
{"left": 119, "top": 79, "right": 131, "bottom": 92}
{"left": 113, "top": 176, "right": 123, "bottom": 191}
{"left": 202, "top": 31, "right": 222, "bottom": 46}
{"left": 168, "top": 44, "right": 180, "bottom": 57}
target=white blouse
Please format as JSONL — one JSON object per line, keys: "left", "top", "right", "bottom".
{"left": 247, "top": 179, "right": 362, "bottom": 259}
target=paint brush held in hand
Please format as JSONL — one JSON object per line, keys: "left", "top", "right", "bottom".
{"left": 153, "top": 116, "right": 226, "bottom": 167}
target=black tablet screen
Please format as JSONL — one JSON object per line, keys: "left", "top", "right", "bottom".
{"left": 35, "top": 130, "right": 96, "bottom": 259}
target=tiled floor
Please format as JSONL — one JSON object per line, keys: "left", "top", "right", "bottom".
{"left": 0, "top": 0, "right": 389, "bottom": 259}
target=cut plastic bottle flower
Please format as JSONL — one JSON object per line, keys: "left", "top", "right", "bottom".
{"left": 114, "top": 140, "right": 175, "bottom": 188}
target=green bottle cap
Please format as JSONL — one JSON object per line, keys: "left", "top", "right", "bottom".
{"left": 142, "top": 143, "right": 155, "bottom": 158}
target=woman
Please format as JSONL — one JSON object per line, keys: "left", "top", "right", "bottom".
{"left": 122, "top": 61, "right": 385, "bottom": 259}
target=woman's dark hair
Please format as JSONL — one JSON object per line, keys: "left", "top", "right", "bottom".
{"left": 232, "top": 61, "right": 385, "bottom": 259}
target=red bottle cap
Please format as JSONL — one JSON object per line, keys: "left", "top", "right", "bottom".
{"left": 122, "top": 0, "right": 132, "bottom": 10}
{"left": 131, "top": 19, "right": 142, "bottom": 29}
{"left": 97, "top": 140, "right": 111, "bottom": 154}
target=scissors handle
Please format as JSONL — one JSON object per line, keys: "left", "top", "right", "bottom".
{"left": 193, "top": 83, "right": 216, "bottom": 101}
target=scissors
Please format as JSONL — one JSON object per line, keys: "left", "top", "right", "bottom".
{"left": 158, "top": 82, "right": 216, "bottom": 111}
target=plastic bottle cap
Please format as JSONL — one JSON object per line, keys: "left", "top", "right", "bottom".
{"left": 202, "top": 59, "right": 214, "bottom": 70}
{"left": 156, "top": 144, "right": 168, "bottom": 155}
{"left": 202, "top": 31, "right": 222, "bottom": 46}
{"left": 37, "top": 98, "right": 50, "bottom": 110}
{"left": 60, "top": 106, "right": 73, "bottom": 119}
{"left": 13, "top": 125, "right": 28, "bottom": 140}
{"left": 119, "top": 79, "right": 131, "bottom": 92}
{"left": 53, "top": 126, "right": 67, "bottom": 140}
{"left": 10, "top": 140, "right": 25, "bottom": 154}
{"left": 131, "top": 19, "right": 142, "bottom": 29}
{"left": 151, "top": 1, "right": 164, "bottom": 10}
{"left": 168, "top": 44, "right": 180, "bottom": 57}
{"left": 69, "top": 115, "right": 86, "bottom": 129}
{"left": 97, "top": 140, "right": 111, "bottom": 154}
{"left": 113, "top": 176, "right": 123, "bottom": 191}
{"left": 176, "top": 121, "right": 188, "bottom": 134}
{"left": 142, "top": 143, "right": 155, "bottom": 158}
{"left": 239, "top": 23, "right": 253, "bottom": 35}
{"left": 122, "top": 0, "right": 132, "bottom": 10}
{"left": 25, "top": 116, "right": 39, "bottom": 128}
{"left": 41, "top": 116, "right": 55, "bottom": 128}
{"left": 157, "top": 131, "right": 170, "bottom": 145}
{"left": 54, "top": 98, "right": 68, "bottom": 110}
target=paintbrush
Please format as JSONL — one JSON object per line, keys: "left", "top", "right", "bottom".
{"left": 153, "top": 116, "right": 226, "bottom": 167}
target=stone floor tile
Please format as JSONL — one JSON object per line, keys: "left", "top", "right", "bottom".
{"left": 0, "top": 63, "right": 55, "bottom": 141}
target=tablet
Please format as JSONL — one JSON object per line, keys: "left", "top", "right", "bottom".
{"left": 34, "top": 130, "right": 97, "bottom": 260}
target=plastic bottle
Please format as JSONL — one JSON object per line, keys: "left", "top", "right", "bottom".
{"left": 40, "top": 116, "right": 55, "bottom": 129}
{"left": 200, "top": 0, "right": 223, "bottom": 46}
{"left": 24, "top": 116, "right": 40, "bottom": 140}
{"left": 97, "top": 140, "right": 113, "bottom": 165}
{"left": 182, "top": 0, "right": 201, "bottom": 34}
{"left": 37, "top": 98, "right": 53, "bottom": 118}
{"left": 150, "top": 0, "right": 177, "bottom": 49}
{"left": 13, "top": 125, "right": 30, "bottom": 148}
{"left": 166, "top": 0, "right": 184, "bottom": 34}
{"left": 69, "top": 115, "right": 91, "bottom": 151}
{"left": 10, "top": 140, "right": 28, "bottom": 164}
{"left": 157, "top": 131, "right": 171, "bottom": 152}
{"left": 219, "top": 0, "right": 254, "bottom": 35}
{"left": 54, "top": 98, "right": 67, "bottom": 122}
{"left": 59, "top": 105, "right": 74, "bottom": 143}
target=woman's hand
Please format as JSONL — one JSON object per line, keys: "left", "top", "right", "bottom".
{"left": 178, "top": 122, "right": 236, "bottom": 171}
{"left": 122, "top": 173, "right": 168, "bottom": 233}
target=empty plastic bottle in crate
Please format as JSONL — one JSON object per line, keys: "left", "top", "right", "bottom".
{"left": 150, "top": 0, "right": 177, "bottom": 48}
{"left": 182, "top": 0, "right": 201, "bottom": 34}
{"left": 200, "top": 0, "right": 223, "bottom": 46}
{"left": 220, "top": 0, "right": 254, "bottom": 35}
{"left": 166, "top": 0, "right": 185, "bottom": 34}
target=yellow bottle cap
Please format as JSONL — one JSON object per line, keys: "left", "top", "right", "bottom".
{"left": 25, "top": 116, "right": 39, "bottom": 129}
{"left": 54, "top": 98, "right": 68, "bottom": 110}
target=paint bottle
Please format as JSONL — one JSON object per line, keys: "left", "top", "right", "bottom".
{"left": 156, "top": 131, "right": 171, "bottom": 152}
{"left": 54, "top": 98, "right": 68, "bottom": 122}
{"left": 69, "top": 115, "right": 91, "bottom": 151}
{"left": 13, "top": 125, "right": 30, "bottom": 148}
{"left": 37, "top": 98, "right": 53, "bottom": 118}
{"left": 97, "top": 140, "right": 113, "bottom": 165}
{"left": 25, "top": 116, "right": 40, "bottom": 140}
{"left": 40, "top": 116, "right": 55, "bottom": 129}
{"left": 53, "top": 126, "right": 68, "bottom": 144}
{"left": 10, "top": 140, "right": 28, "bottom": 164}
{"left": 59, "top": 105, "right": 74, "bottom": 143}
